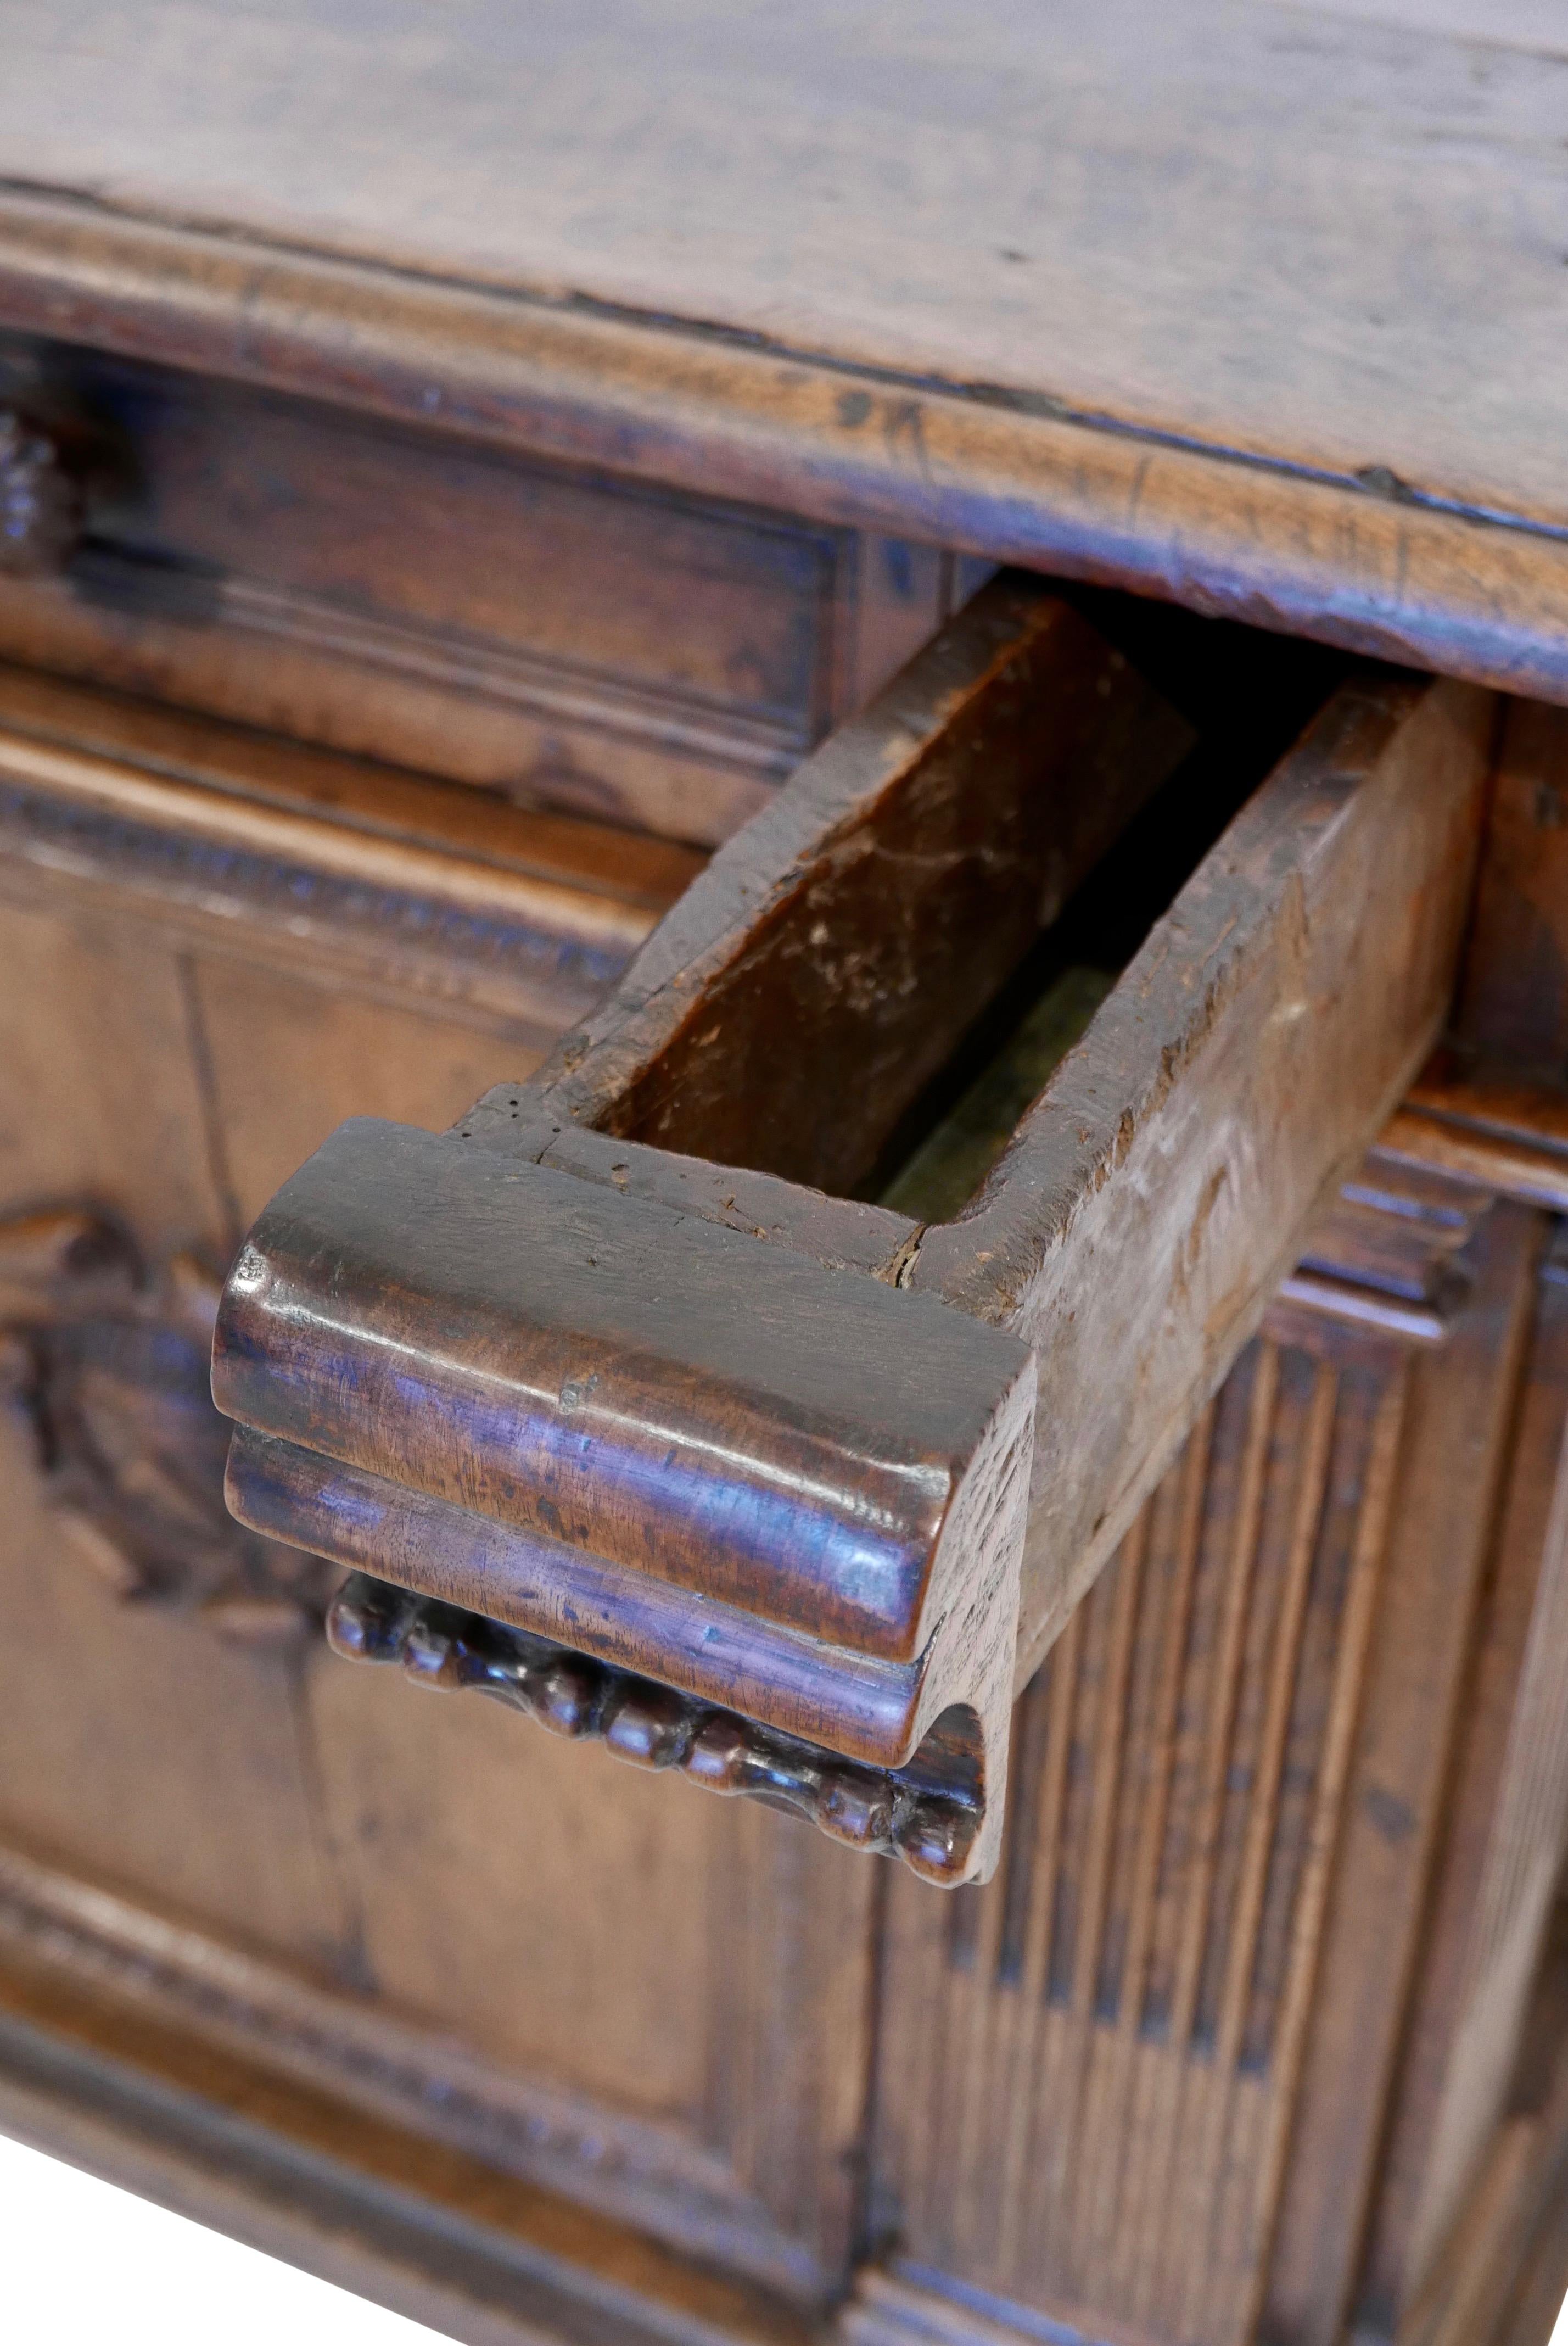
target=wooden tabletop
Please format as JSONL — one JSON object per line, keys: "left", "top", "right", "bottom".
{"left": 5, "top": 1, "right": 1568, "bottom": 696}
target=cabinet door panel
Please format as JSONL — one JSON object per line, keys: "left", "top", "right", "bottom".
{"left": 304, "top": 1649, "right": 876, "bottom": 2293}
{"left": 0, "top": 894, "right": 228, "bottom": 1254}
{"left": 189, "top": 958, "right": 547, "bottom": 1230}
{"left": 0, "top": 1405, "right": 351, "bottom": 1965}
{"left": 0, "top": 674, "right": 877, "bottom": 2301}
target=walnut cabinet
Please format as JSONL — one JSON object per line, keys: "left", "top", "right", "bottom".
{"left": 7, "top": 9, "right": 1568, "bottom": 2346}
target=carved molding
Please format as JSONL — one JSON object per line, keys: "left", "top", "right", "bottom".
{"left": 840, "top": 2267, "right": 1034, "bottom": 2346}
{"left": 1263, "top": 1158, "right": 1493, "bottom": 1355}
{"left": 328, "top": 1571, "right": 985, "bottom": 1885}
{"left": 217, "top": 573, "right": 810, "bottom": 781}
{"left": 0, "top": 761, "right": 636, "bottom": 1032}
{"left": 0, "top": 1836, "right": 826, "bottom": 2297}
{"left": 0, "top": 1207, "right": 331, "bottom": 1640}
{"left": 869, "top": 1179, "right": 1543, "bottom": 2346}
{"left": 871, "top": 1334, "right": 1410, "bottom": 2344}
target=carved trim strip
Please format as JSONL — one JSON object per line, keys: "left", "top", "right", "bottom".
{"left": 839, "top": 2266, "right": 1039, "bottom": 2346}
{"left": 1268, "top": 1271, "right": 1451, "bottom": 1347}
{"left": 328, "top": 1572, "right": 983, "bottom": 1887}
{"left": 1379, "top": 1108, "right": 1568, "bottom": 1217}
{"left": 219, "top": 574, "right": 811, "bottom": 781}
{"left": 873, "top": 1332, "right": 1413, "bottom": 2343}
{"left": 0, "top": 738, "right": 644, "bottom": 1026}
{"left": 1260, "top": 1159, "right": 1498, "bottom": 1356}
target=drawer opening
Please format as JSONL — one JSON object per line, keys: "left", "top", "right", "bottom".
{"left": 538, "top": 573, "right": 1347, "bottom": 1211}
{"left": 868, "top": 592, "right": 1347, "bottom": 1219}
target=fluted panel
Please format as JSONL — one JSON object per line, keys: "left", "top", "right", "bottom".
{"left": 876, "top": 1330, "right": 1409, "bottom": 2346}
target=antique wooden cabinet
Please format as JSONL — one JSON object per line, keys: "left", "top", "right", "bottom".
{"left": 4, "top": 6, "right": 1568, "bottom": 2345}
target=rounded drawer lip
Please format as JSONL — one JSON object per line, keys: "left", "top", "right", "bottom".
{"left": 212, "top": 1116, "right": 1033, "bottom": 1677}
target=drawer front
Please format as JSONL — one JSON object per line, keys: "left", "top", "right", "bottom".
{"left": 211, "top": 576, "right": 1493, "bottom": 1890}
{"left": 0, "top": 334, "right": 975, "bottom": 845}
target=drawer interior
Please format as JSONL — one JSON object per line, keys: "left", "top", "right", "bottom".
{"left": 872, "top": 594, "right": 1347, "bottom": 1217}
{"left": 539, "top": 578, "right": 1348, "bottom": 1210}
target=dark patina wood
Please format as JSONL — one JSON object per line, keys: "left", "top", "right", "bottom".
{"left": 4, "top": 10, "right": 1568, "bottom": 2343}
{"left": 216, "top": 1119, "right": 1035, "bottom": 1885}
{"left": 533, "top": 577, "right": 1187, "bottom": 1196}
{"left": 211, "top": 610, "right": 1492, "bottom": 1873}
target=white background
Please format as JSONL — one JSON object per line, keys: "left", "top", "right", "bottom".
{"left": 0, "top": 2130, "right": 450, "bottom": 2343}
{"left": 4, "top": 2120, "right": 1567, "bottom": 2346}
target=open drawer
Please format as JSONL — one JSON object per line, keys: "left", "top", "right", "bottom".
{"left": 211, "top": 579, "right": 1493, "bottom": 1886}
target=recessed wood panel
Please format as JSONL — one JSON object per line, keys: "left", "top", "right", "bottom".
{"left": 0, "top": 895, "right": 226, "bottom": 1256}
{"left": 307, "top": 1654, "right": 716, "bottom": 2116}
{"left": 0, "top": 679, "right": 882, "bottom": 2304}
{"left": 188, "top": 957, "right": 546, "bottom": 1231}
{"left": 0, "top": 343, "right": 959, "bottom": 844}
{"left": 0, "top": 1406, "right": 352, "bottom": 1970}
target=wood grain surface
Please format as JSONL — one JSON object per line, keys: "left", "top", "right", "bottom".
{"left": 14, "top": 9, "right": 1568, "bottom": 2321}
{"left": 0, "top": 0, "right": 1558, "bottom": 527}
{"left": 534, "top": 577, "right": 1185, "bottom": 1193}
{"left": 911, "top": 673, "right": 1495, "bottom": 1683}
{"left": 4, "top": 5, "right": 1568, "bottom": 692}
{"left": 867, "top": 1182, "right": 1568, "bottom": 2346}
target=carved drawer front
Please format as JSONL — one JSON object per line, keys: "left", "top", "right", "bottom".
{"left": 212, "top": 576, "right": 1495, "bottom": 1890}
{"left": 0, "top": 329, "right": 981, "bottom": 846}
